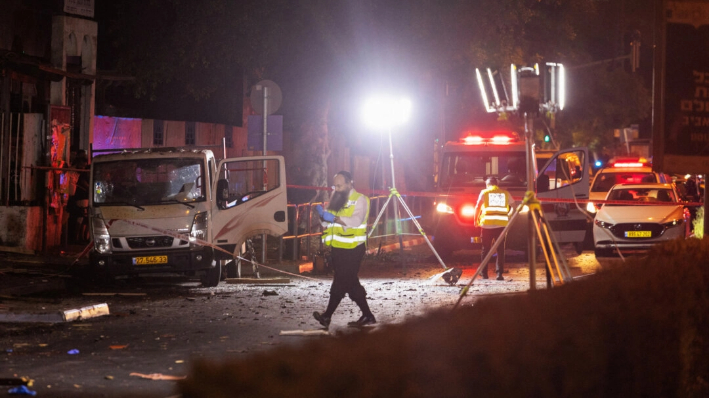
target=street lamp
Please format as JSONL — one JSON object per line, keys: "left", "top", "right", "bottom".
{"left": 362, "top": 95, "right": 458, "bottom": 282}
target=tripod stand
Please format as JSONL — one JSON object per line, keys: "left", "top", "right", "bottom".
{"left": 367, "top": 129, "right": 460, "bottom": 284}
{"left": 453, "top": 191, "right": 573, "bottom": 309}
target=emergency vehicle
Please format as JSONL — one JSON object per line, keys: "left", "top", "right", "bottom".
{"left": 586, "top": 157, "right": 672, "bottom": 214}
{"left": 88, "top": 148, "right": 288, "bottom": 286}
{"left": 430, "top": 131, "right": 590, "bottom": 258}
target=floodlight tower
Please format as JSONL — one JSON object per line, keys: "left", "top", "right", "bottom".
{"left": 362, "top": 96, "right": 453, "bottom": 277}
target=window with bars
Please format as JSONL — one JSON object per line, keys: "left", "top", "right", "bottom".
{"left": 153, "top": 120, "right": 164, "bottom": 146}
{"left": 225, "top": 125, "right": 233, "bottom": 148}
{"left": 185, "top": 121, "right": 196, "bottom": 146}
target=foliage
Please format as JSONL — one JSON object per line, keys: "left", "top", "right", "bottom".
{"left": 693, "top": 206, "right": 704, "bottom": 239}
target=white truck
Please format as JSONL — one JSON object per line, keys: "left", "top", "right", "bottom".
{"left": 430, "top": 130, "right": 591, "bottom": 258}
{"left": 88, "top": 148, "right": 288, "bottom": 286}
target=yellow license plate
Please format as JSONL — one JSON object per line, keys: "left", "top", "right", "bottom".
{"left": 625, "top": 231, "right": 651, "bottom": 238}
{"left": 133, "top": 256, "right": 168, "bottom": 265}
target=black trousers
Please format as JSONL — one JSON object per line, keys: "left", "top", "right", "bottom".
{"left": 480, "top": 227, "right": 506, "bottom": 275}
{"left": 324, "top": 244, "right": 372, "bottom": 317}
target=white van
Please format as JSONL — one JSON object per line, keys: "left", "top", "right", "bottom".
{"left": 89, "top": 148, "right": 288, "bottom": 286}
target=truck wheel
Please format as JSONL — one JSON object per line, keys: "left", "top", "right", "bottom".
{"left": 574, "top": 241, "right": 584, "bottom": 255}
{"left": 201, "top": 261, "right": 222, "bottom": 287}
{"left": 225, "top": 260, "right": 238, "bottom": 278}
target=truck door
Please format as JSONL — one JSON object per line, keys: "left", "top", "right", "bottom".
{"left": 536, "top": 148, "right": 590, "bottom": 244}
{"left": 211, "top": 156, "right": 288, "bottom": 253}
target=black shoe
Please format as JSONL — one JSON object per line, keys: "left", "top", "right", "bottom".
{"left": 496, "top": 274, "right": 504, "bottom": 281}
{"left": 313, "top": 311, "right": 331, "bottom": 328}
{"left": 347, "top": 315, "right": 376, "bottom": 327}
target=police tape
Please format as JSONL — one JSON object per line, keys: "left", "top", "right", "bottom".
{"left": 92, "top": 218, "right": 321, "bottom": 282}
{"left": 286, "top": 184, "right": 704, "bottom": 207}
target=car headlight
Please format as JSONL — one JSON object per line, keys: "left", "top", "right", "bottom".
{"left": 92, "top": 217, "right": 111, "bottom": 254}
{"left": 190, "top": 212, "right": 208, "bottom": 245}
{"left": 436, "top": 203, "right": 454, "bottom": 214}
{"left": 594, "top": 219, "right": 614, "bottom": 229}
{"left": 661, "top": 219, "right": 684, "bottom": 228}
{"left": 586, "top": 201, "right": 597, "bottom": 213}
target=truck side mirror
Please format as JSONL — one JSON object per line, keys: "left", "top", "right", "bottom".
{"left": 216, "top": 179, "right": 229, "bottom": 210}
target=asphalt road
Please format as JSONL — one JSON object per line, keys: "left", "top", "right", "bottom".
{"left": 0, "top": 245, "right": 604, "bottom": 398}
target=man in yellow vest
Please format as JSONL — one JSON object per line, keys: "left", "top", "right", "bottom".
{"left": 474, "top": 177, "right": 514, "bottom": 280}
{"left": 313, "top": 171, "right": 375, "bottom": 329}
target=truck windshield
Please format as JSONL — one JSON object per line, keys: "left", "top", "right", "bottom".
{"left": 93, "top": 158, "right": 205, "bottom": 205}
{"left": 440, "top": 152, "right": 527, "bottom": 188}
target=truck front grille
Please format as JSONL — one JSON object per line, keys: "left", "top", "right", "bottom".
{"left": 126, "top": 236, "right": 175, "bottom": 249}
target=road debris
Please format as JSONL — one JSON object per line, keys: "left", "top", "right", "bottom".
{"left": 262, "top": 290, "right": 279, "bottom": 296}
{"left": 7, "top": 385, "right": 36, "bottom": 396}
{"left": 82, "top": 293, "right": 147, "bottom": 296}
{"left": 129, "top": 373, "right": 186, "bottom": 381}
{"left": 62, "top": 303, "right": 110, "bottom": 322}
{"left": 0, "top": 377, "right": 32, "bottom": 386}
{"left": 226, "top": 278, "right": 291, "bottom": 284}
{"left": 279, "top": 329, "right": 330, "bottom": 336}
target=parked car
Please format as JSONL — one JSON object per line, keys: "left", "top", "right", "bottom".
{"left": 593, "top": 183, "right": 690, "bottom": 258}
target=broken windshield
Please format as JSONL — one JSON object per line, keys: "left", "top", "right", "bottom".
{"left": 93, "top": 158, "right": 205, "bottom": 206}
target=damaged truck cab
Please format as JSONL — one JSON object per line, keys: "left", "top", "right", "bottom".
{"left": 88, "top": 148, "right": 288, "bottom": 286}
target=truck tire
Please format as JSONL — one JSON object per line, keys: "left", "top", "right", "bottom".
{"left": 201, "top": 261, "right": 222, "bottom": 287}
{"left": 225, "top": 260, "right": 238, "bottom": 278}
{"left": 574, "top": 241, "right": 584, "bottom": 255}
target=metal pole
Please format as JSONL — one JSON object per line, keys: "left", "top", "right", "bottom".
{"left": 388, "top": 129, "right": 405, "bottom": 269}
{"left": 261, "top": 87, "right": 268, "bottom": 266}
{"left": 525, "top": 113, "right": 536, "bottom": 290}
{"left": 697, "top": 174, "right": 709, "bottom": 238}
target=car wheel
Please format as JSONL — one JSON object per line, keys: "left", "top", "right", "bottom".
{"left": 201, "top": 260, "right": 222, "bottom": 287}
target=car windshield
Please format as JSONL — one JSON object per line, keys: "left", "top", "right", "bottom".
{"left": 93, "top": 158, "right": 205, "bottom": 206}
{"left": 607, "top": 188, "right": 677, "bottom": 205}
{"left": 591, "top": 172, "right": 656, "bottom": 192}
{"left": 440, "top": 152, "right": 527, "bottom": 188}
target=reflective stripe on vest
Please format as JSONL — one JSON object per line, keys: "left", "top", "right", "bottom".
{"left": 322, "top": 190, "right": 370, "bottom": 248}
{"left": 480, "top": 188, "right": 510, "bottom": 227}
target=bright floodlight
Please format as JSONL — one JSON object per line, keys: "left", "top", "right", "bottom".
{"left": 362, "top": 96, "right": 412, "bottom": 130}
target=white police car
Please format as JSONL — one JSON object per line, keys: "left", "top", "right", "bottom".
{"left": 593, "top": 183, "right": 690, "bottom": 257}
{"left": 586, "top": 158, "right": 672, "bottom": 214}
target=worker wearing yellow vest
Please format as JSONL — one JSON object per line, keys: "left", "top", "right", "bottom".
{"left": 474, "top": 177, "right": 515, "bottom": 280}
{"left": 313, "top": 171, "right": 375, "bottom": 329}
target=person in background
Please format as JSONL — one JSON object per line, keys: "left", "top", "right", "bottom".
{"left": 474, "top": 176, "right": 514, "bottom": 280}
{"left": 313, "top": 171, "right": 375, "bottom": 328}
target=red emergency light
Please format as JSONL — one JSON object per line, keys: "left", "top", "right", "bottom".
{"left": 611, "top": 157, "right": 649, "bottom": 168}
{"left": 491, "top": 135, "right": 512, "bottom": 144}
{"left": 460, "top": 204, "right": 476, "bottom": 218}
{"left": 461, "top": 132, "right": 517, "bottom": 146}
{"left": 463, "top": 135, "right": 484, "bottom": 145}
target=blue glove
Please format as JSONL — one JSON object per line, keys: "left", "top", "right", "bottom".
{"left": 315, "top": 204, "right": 324, "bottom": 217}
{"left": 322, "top": 211, "right": 336, "bottom": 223}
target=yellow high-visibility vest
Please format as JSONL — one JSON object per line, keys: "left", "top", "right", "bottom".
{"left": 478, "top": 186, "right": 512, "bottom": 227}
{"left": 322, "top": 190, "right": 370, "bottom": 249}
